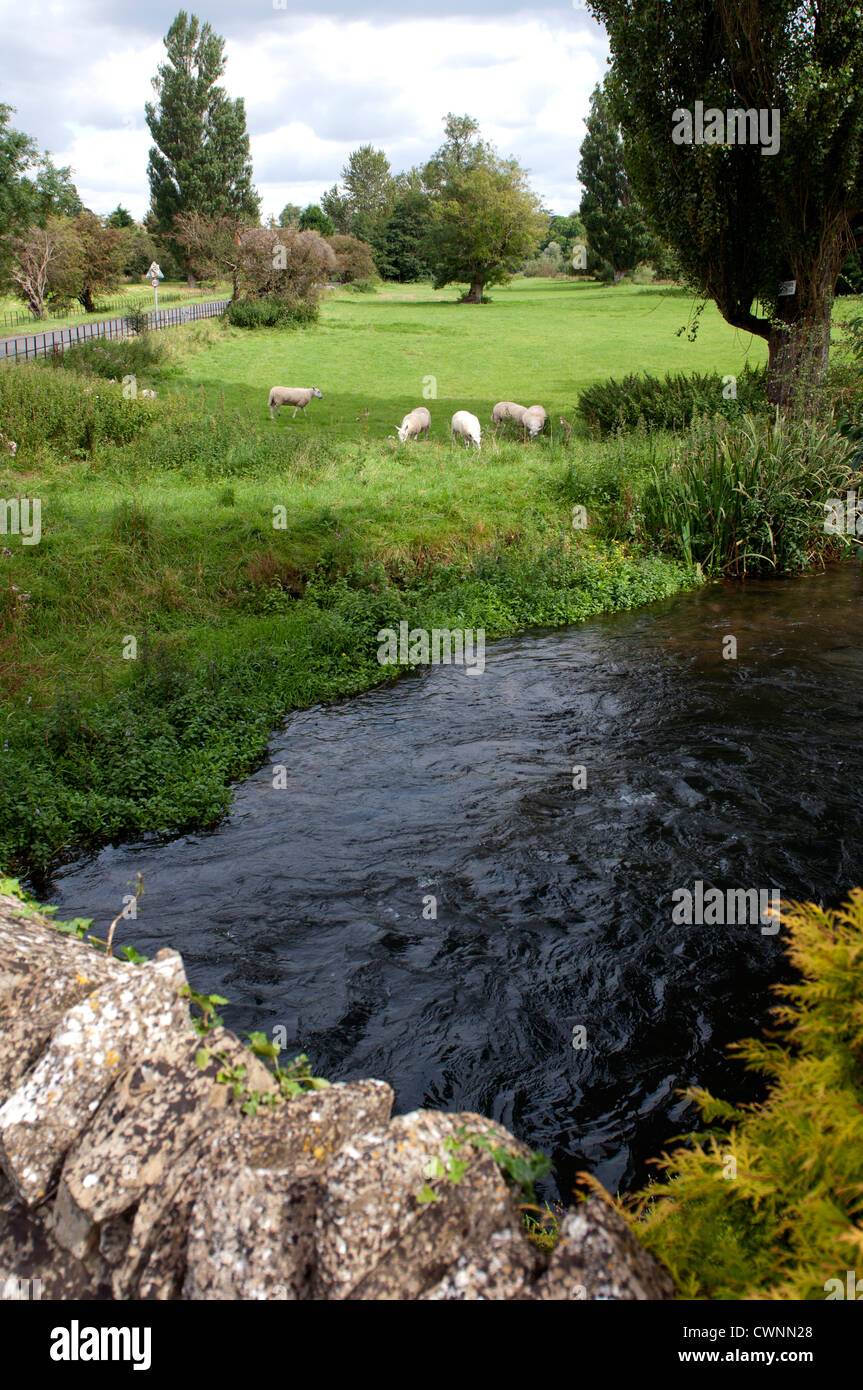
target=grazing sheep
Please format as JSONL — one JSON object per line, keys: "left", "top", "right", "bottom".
{"left": 451, "top": 410, "right": 482, "bottom": 451}
{"left": 491, "top": 401, "right": 527, "bottom": 428}
{"left": 268, "top": 386, "right": 323, "bottom": 420}
{"left": 522, "top": 404, "right": 547, "bottom": 440}
{"left": 397, "top": 406, "right": 431, "bottom": 443}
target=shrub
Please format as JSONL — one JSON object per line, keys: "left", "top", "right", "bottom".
{"left": 638, "top": 413, "right": 860, "bottom": 575}
{"left": 224, "top": 297, "right": 318, "bottom": 330}
{"left": 327, "top": 234, "right": 377, "bottom": 284}
{"left": 621, "top": 890, "right": 863, "bottom": 1300}
{"left": 57, "top": 331, "right": 165, "bottom": 381}
{"left": 577, "top": 366, "right": 768, "bottom": 435}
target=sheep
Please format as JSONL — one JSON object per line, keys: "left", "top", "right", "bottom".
{"left": 522, "top": 404, "right": 547, "bottom": 440}
{"left": 491, "top": 401, "right": 527, "bottom": 428}
{"left": 451, "top": 410, "right": 482, "bottom": 451}
{"left": 139, "top": 389, "right": 157, "bottom": 399}
{"left": 397, "top": 406, "right": 431, "bottom": 443}
{"left": 268, "top": 386, "right": 323, "bottom": 420}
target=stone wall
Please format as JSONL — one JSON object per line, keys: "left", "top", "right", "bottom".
{"left": 0, "top": 892, "right": 674, "bottom": 1300}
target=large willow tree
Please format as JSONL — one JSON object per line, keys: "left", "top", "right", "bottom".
{"left": 589, "top": 0, "right": 863, "bottom": 404}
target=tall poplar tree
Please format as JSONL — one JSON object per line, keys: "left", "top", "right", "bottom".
{"left": 145, "top": 11, "right": 259, "bottom": 275}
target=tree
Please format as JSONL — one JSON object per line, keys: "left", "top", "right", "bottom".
{"left": 0, "top": 107, "right": 81, "bottom": 283}
{"left": 588, "top": 0, "right": 863, "bottom": 406}
{"left": 278, "top": 203, "right": 302, "bottom": 227}
{"left": 145, "top": 10, "right": 259, "bottom": 277}
{"left": 578, "top": 83, "right": 655, "bottom": 281}
{"left": 46, "top": 211, "right": 126, "bottom": 312}
{"left": 423, "top": 116, "right": 546, "bottom": 303}
{"left": 381, "top": 193, "right": 433, "bottom": 281}
{"left": 320, "top": 183, "right": 352, "bottom": 233}
{"left": 106, "top": 205, "right": 135, "bottom": 228}
{"left": 298, "top": 204, "right": 334, "bottom": 236}
{"left": 340, "top": 144, "right": 395, "bottom": 240}
{"left": 174, "top": 214, "right": 335, "bottom": 301}
{"left": 327, "top": 233, "right": 377, "bottom": 284}
{"left": 9, "top": 221, "right": 65, "bottom": 317}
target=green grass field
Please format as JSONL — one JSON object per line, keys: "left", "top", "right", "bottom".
{"left": 174, "top": 278, "right": 767, "bottom": 435}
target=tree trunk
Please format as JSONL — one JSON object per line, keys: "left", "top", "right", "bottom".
{"left": 766, "top": 233, "right": 847, "bottom": 408}
{"left": 80, "top": 288, "right": 95, "bottom": 314}
{"left": 464, "top": 277, "right": 484, "bottom": 303}
{"left": 187, "top": 271, "right": 197, "bottom": 288}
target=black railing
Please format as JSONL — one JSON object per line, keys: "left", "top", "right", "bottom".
{"left": 0, "top": 300, "right": 231, "bottom": 362}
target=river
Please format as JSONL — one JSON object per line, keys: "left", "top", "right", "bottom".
{"left": 48, "top": 563, "right": 863, "bottom": 1198}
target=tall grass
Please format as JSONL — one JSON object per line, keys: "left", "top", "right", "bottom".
{"left": 639, "top": 414, "right": 861, "bottom": 575}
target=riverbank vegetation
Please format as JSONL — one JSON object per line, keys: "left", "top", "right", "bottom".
{"left": 618, "top": 890, "right": 863, "bottom": 1300}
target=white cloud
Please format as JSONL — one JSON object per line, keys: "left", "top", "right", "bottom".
{"left": 0, "top": 3, "right": 608, "bottom": 219}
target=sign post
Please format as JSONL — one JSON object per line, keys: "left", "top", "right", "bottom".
{"left": 146, "top": 261, "right": 164, "bottom": 313}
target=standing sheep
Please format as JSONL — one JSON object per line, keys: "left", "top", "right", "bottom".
{"left": 451, "top": 410, "right": 482, "bottom": 451}
{"left": 522, "top": 405, "right": 547, "bottom": 440}
{"left": 491, "top": 401, "right": 527, "bottom": 428}
{"left": 396, "top": 406, "right": 431, "bottom": 442}
{"left": 268, "top": 386, "right": 323, "bottom": 420}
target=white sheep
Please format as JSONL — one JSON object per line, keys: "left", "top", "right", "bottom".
{"left": 139, "top": 389, "right": 157, "bottom": 399}
{"left": 268, "top": 386, "right": 323, "bottom": 420}
{"left": 522, "top": 404, "right": 547, "bottom": 440}
{"left": 491, "top": 401, "right": 527, "bottom": 427}
{"left": 451, "top": 410, "right": 482, "bottom": 451}
{"left": 396, "top": 406, "right": 431, "bottom": 443}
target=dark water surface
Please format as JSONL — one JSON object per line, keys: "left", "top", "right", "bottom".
{"left": 49, "top": 564, "right": 863, "bottom": 1197}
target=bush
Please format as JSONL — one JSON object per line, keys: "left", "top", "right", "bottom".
{"left": 0, "top": 361, "right": 155, "bottom": 454}
{"left": 577, "top": 365, "right": 768, "bottom": 435}
{"left": 224, "top": 297, "right": 318, "bottom": 330}
{"left": 327, "top": 234, "right": 378, "bottom": 285}
{"left": 58, "top": 331, "right": 165, "bottom": 381}
{"left": 622, "top": 890, "right": 863, "bottom": 1300}
{"left": 638, "top": 413, "right": 861, "bottom": 575}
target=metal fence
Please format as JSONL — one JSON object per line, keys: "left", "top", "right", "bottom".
{"left": 0, "top": 299, "right": 230, "bottom": 362}
{"left": 0, "top": 286, "right": 219, "bottom": 332}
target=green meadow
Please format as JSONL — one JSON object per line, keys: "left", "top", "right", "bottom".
{"left": 175, "top": 278, "right": 767, "bottom": 434}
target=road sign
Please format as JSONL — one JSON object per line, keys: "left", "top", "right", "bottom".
{"left": 146, "top": 262, "right": 164, "bottom": 280}
{"left": 150, "top": 278, "right": 160, "bottom": 289}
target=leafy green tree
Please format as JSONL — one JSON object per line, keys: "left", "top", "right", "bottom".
{"left": 423, "top": 115, "right": 545, "bottom": 302}
{"left": 145, "top": 11, "right": 259, "bottom": 276}
{"left": 588, "top": 0, "right": 863, "bottom": 405}
{"left": 106, "top": 205, "right": 135, "bottom": 228}
{"left": 278, "top": 203, "right": 302, "bottom": 227}
{"left": 298, "top": 204, "right": 334, "bottom": 236}
{"left": 320, "top": 183, "right": 352, "bottom": 233}
{"left": 0, "top": 107, "right": 81, "bottom": 282}
{"left": 578, "top": 83, "right": 655, "bottom": 281}
{"left": 381, "top": 193, "right": 433, "bottom": 281}
{"left": 340, "top": 144, "right": 395, "bottom": 238}
{"left": 46, "top": 211, "right": 126, "bottom": 312}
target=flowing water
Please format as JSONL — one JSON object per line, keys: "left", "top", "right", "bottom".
{"left": 48, "top": 564, "right": 863, "bottom": 1198}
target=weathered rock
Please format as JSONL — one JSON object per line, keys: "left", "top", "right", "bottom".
{"left": 529, "top": 1199, "right": 675, "bottom": 1300}
{"left": 314, "top": 1110, "right": 530, "bottom": 1300}
{"left": 52, "top": 1025, "right": 276, "bottom": 1264}
{"left": 0, "top": 894, "right": 124, "bottom": 1103}
{"left": 422, "top": 1227, "right": 544, "bottom": 1300}
{"left": 0, "top": 1199, "right": 110, "bottom": 1300}
{"left": 118, "top": 1079, "right": 394, "bottom": 1300}
{"left": 0, "top": 951, "right": 193, "bottom": 1205}
{"left": 181, "top": 1167, "right": 320, "bottom": 1301}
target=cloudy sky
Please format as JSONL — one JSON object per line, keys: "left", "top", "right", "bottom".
{"left": 0, "top": 0, "right": 609, "bottom": 220}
